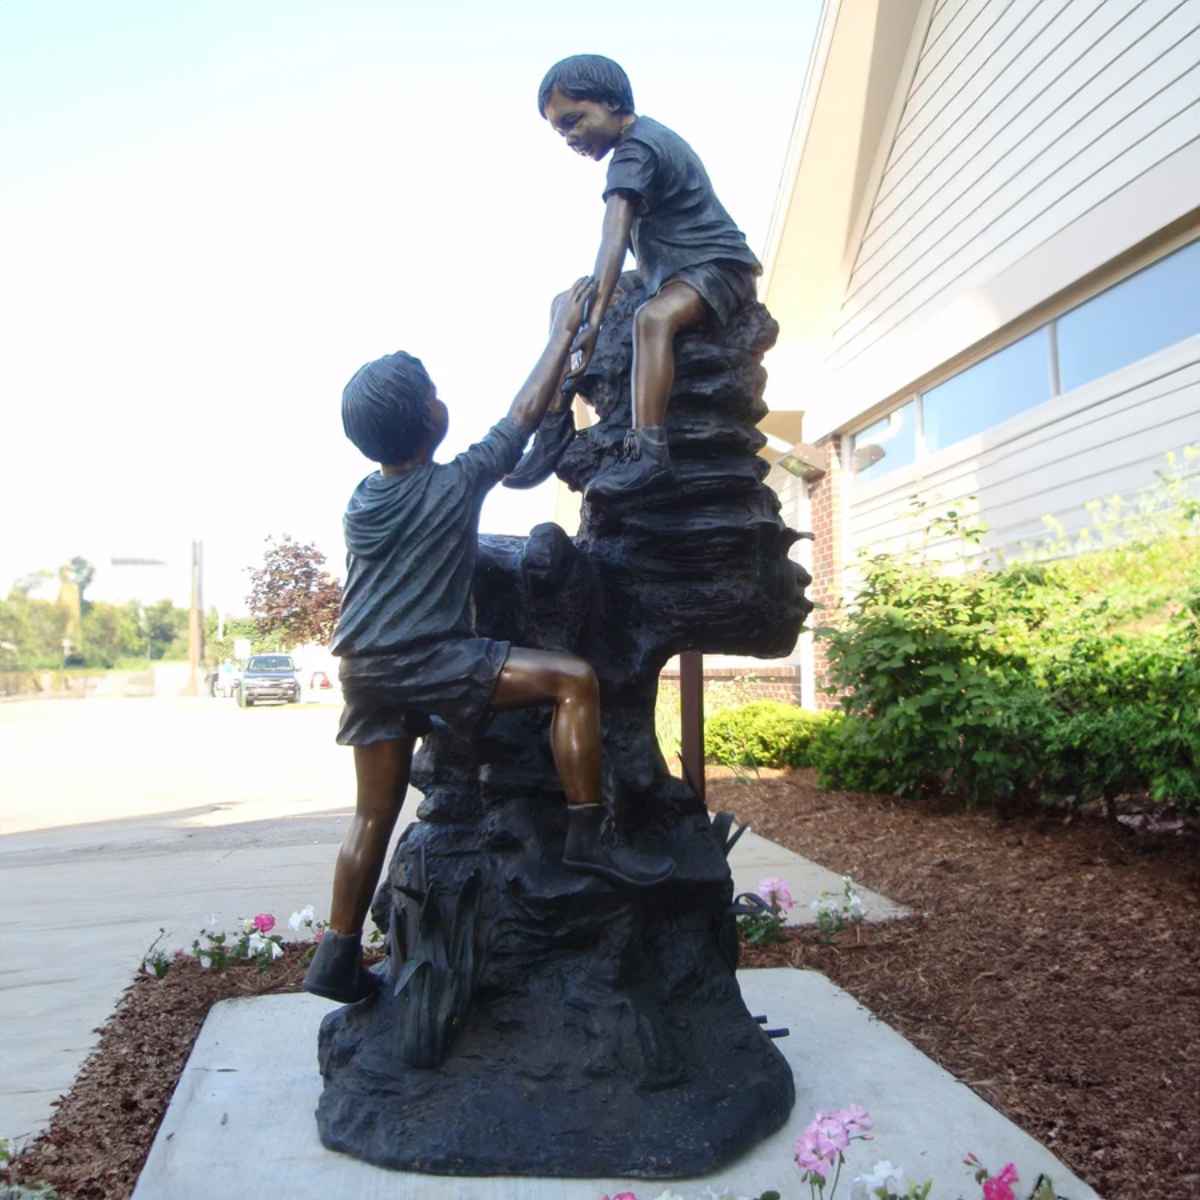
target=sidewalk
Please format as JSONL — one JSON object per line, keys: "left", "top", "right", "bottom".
{"left": 0, "top": 792, "right": 893, "bottom": 1144}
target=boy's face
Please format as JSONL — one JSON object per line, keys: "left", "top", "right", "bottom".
{"left": 543, "top": 89, "right": 630, "bottom": 161}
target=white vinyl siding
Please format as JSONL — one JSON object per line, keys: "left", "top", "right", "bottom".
{"left": 846, "top": 337, "right": 1200, "bottom": 567}
{"left": 829, "top": 0, "right": 1200, "bottom": 373}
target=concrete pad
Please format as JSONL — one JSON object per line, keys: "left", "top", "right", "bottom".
{"left": 727, "top": 829, "right": 907, "bottom": 924}
{"left": 131, "top": 971, "right": 1098, "bottom": 1200}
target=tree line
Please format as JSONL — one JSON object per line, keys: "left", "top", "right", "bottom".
{"left": 1, "top": 537, "right": 343, "bottom": 672}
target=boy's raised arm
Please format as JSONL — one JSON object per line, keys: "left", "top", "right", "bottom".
{"left": 508, "top": 276, "right": 595, "bottom": 431}
{"left": 560, "top": 192, "right": 637, "bottom": 395}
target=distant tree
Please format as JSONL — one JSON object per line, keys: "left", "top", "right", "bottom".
{"left": 143, "top": 598, "right": 189, "bottom": 660}
{"left": 0, "top": 594, "right": 68, "bottom": 669}
{"left": 206, "top": 608, "right": 269, "bottom": 662}
{"left": 68, "top": 556, "right": 96, "bottom": 602}
{"left": 246, "top": 536, "right": 343, "bottom": 647}
{"left": 81, "top": 600, "right": 144, "bottom": 667}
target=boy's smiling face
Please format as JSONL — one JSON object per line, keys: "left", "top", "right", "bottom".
{"left": 543, "top": 89, "right": 633, "bottom": 161}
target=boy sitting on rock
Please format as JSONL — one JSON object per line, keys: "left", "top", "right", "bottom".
{"left": 504, "top": 54, "right": 761, "bottom": 501}
{"left": 304, "top": 277, "right": 674, "bottom": 1006}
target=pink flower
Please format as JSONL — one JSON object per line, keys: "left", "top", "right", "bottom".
{"left": 173, "top": 949, "right": 188, "bottom": 960}
{"left": 796, "top": 1112, "right": 848, "bottom": 1178}
{"left": 601, "top": 1194, "right": 637, "bottom": 1200}
{"left": 758, "top": 876, "right": 795, "bottom": 912}
{"left": 252, "top": 913, "right": 275, "bottom": 933}
{"left": 795, "top": 1138, "right": 833, "bottom": 1178}
{"left": 838, "top": 1102, "right": 874, "bottom": 1137}
{"left": 314, "top": 928, "right": 325, "bottom": 942}
{"left": 813, "top": 1115, "right": 850, "bottom": 1154}
{"left": 983, "top": 1163, "right": 1018, "bottom": 1200}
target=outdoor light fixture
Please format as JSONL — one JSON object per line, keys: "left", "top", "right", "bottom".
{"left": 775, "top": 442, "right": 827, "bottom": 479}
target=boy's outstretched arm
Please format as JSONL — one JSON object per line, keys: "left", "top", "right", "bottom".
{"left": 561, "top": 193, "right": 637, "bottom": 395}
{"left": 508, "top": 276, "right": 594, "bottom": 431}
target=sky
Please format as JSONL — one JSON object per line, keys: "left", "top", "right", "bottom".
{"left": 0, "top": 0, "right": 821, "bottom": 614}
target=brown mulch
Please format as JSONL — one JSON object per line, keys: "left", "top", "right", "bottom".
{"left": 5, "top": 773, "right": 1198, "bottom": 1200}
{"left": 713, "top": 771, "right": 1200, "bottom": 1200}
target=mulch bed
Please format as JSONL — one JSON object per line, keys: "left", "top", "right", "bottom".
{"left": 6, "top": 772, "right": 1198, "bottom": 1200}
{"left": 716, "top": 771, "right": 1200, "bottom": 1200}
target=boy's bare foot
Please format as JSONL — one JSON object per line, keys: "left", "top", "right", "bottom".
{"left": 563, "top": 804, "right": 675, "bottom": 887}
{"left": 302, "top": 930, "right": 382, "bottom": 1004}
{"left": 584, "top": 426, "right": 673, "bottom": 502}
{"left": 504, "top": 408, "right": 576, "bottom": 489}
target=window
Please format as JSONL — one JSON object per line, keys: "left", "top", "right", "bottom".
{"left": 850, "top": 238, "right": 1200, "bottom": 485}
{"left": 1057, "top": 238, "right": 1200, "bottom": 394}
{"left": 923, "top": 330, "right": 1051, "bottom": 455}
{"left": 851, "top": 400, "right": 916, "bottom": 484}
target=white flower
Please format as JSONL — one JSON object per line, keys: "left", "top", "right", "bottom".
{"left": 851, "top": 1160, "right": 905, "bottom": 1199}
{"left": 648, "top": 1191, "right": 686, "bottom": 1200}
{"left": 143, "top": 961, "right": 157, "bottom": 977}
{"left": 199, "top": 955, "right": 212, "bottom": 969}
{"left": 268, "top": 941, "right": 284, "bottom": 960}
{"left": 288, "top": 904, "right": 315, "bottom": 932}
{"left": 247, "top": 931, "right": 266, "bottom": 954}
{"left": 811, "top": 897, "right": 839, "bottom": 914}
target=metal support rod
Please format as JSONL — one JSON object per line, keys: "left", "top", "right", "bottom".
{"left": 679, "top": 650, "right": 705, "bottom": 803}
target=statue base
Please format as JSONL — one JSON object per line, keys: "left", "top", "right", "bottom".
{"left": 315, "top": 810, "right": 794, "bottom": 1177}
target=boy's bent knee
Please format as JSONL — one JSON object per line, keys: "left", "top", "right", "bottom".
{"left": 634, "top": 300, "right": 671, "bottom": 339}
{"left": 557, "top": 656, "right": 598, "bottom": 701}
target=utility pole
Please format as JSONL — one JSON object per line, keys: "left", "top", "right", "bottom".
{"left": 187, "top": 540, "right": 203, "bottom": 690}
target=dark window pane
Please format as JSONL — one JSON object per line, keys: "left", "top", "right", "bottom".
{"left": 852, "top": 399, "right": 917, "bottom": 483}
{"left": 923, "top": 330, "right": 1051, "bottom": 454}
{"left": 1057, "top": 239, "right": 1200, "bottom": 393}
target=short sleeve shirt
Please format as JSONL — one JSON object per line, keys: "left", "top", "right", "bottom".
{"left": 331, "top": 418, "right": 527, "bottom": 657}
{"left": 603, "top": 116, "right": 760, "bottom": 296}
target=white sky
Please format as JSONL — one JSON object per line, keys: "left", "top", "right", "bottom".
{"left": 0, "top": 0, "right": 820, "bottom": 613}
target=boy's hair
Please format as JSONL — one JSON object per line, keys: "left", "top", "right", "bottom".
{"left": 538, "top": 55, "right": 634, "bottom": 118}
{"left": 342, "top": 351, "right": 436, "bottom": 465}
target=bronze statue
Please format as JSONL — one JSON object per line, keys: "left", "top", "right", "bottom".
{"left": 504, "top": 54, "right": 761, "bottom": 500}
{"left": 303, "top": 277, "right": 674, "bottom": 1006}
{"left": 308, "top": 55, "right": 811, "bottom": 1179}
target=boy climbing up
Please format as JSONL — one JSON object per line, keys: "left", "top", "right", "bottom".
{"left": 304, "top": 277, "right": 674, "bottom": 1006}
{"left": 504, "top": 54, "right": 761, "bottom": 501}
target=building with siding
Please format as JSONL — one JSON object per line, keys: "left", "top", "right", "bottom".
{"left": 759, "top": 0, "right": 1200, "bottom": 706}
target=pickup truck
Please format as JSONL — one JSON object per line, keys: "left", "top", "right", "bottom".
{"left": 236, "top": 654, "right": 302, "bottom": 707}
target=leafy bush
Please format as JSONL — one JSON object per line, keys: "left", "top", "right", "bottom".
{"left": 705, "top": 701, "right": 839, "bottom": 768}
{"left": 814, "top": 460, "right": 1200, "bottom": 812}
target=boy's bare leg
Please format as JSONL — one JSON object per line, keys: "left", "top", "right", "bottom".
{"left": 491, "top": 648, "right": 601, "bottom": 805}
{"left": 304, "top": 736, "right": 414, "bottom": 1003}
{"left": 493, "top": 647, "right": 673, "bottom": 886}
{"left": 630, "top": 282, "right": 708, "bottom": 428}
{"left": 329, "top": 738, "right": 415, "bottom": 932}
{"left": 585, "top": 282, "right": 707, "bottom": 502}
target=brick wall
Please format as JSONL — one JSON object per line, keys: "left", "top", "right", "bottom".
{"left": 806, "top": 436, "right": 845, "bottom": 709}
{"left": 657, "top": 665, "right": 803, "bottom": 706}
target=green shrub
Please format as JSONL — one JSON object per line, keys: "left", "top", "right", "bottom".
{"left": 817, "top": 555, "right": 1036, "bottom": 803}
{"left": 815, "top": 466, "right": 1200, "bottom": 811}
{"left": 704, "top": 701, "right": 839, "bottom": 768}
{"left": 808, "top": 713, "right": 896, "bottom": 793}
